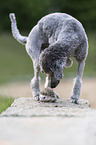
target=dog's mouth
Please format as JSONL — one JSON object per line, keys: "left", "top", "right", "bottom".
{"left": 50, "top": 73, "right": 60, "bottom": 88}
{"left": 51, "top": 79, "right": 60, "bottom": 88}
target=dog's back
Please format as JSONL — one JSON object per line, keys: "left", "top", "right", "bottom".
{"left": 38, "top": 13, "right": 87, "bottom": 44}
{"left": 38, "top": 13, "right": 72, "bottom": 39}
{"left": 39, "top": 13, "right": 88, "bottom": 73}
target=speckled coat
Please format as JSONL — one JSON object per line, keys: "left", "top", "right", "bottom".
{"left": 9, "top": 12, "right": 88, "bottom": 103}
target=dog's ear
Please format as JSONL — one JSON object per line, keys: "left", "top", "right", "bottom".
{"left": 52, "top": 65, "right": 64, "bottom": 80}
{"left": 50, "top": 57, "right": 67, "bottom": 80}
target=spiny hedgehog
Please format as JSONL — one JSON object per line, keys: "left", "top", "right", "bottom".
{"left": 40, "top": 87, "right": 59, "bottom": 102}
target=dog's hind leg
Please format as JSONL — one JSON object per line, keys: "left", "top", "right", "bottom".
{"left": 26, "top": 25, "right": 44, "bottom": 101}
{"left": 71, "top": 60, "right": 85, "bottom": 104}
{"left": 30, "top": 59, "right": 40, "bottom": 101}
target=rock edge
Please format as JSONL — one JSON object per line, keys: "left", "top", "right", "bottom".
{"left": 1, "top": 97, "right": 94, "bottom": 117}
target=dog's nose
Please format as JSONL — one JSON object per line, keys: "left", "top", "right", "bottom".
{"left": 51, "top": 79, "right": 60, "bottom": 88}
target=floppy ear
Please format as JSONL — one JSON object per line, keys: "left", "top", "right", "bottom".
{"left": 51, "top": 57, "right": 67, "bottom": 80}
{"left": 53, "top": 65, "right": 64, "bottom": 80}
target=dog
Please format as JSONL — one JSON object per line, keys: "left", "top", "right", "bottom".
{"left": 9, "top": 12, "right": 88, "bottom": 103}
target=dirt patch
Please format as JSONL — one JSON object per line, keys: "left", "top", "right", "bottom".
{"left": 0, "top": 78, "right": 96, "bottom": 108}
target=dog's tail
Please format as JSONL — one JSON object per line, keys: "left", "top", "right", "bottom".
{"left": 9, "top": 13, "right": 27, "bottom": 45}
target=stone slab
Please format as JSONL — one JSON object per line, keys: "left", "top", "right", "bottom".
{"left": 0, "top": 98, "right": 96, "bottom": 145}
{"left": 1, "top": 98, "right": 91, "bottom": 117}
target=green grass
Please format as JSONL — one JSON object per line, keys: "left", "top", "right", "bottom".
{"left": 0, "top": 31, "right": 96, "bottom": 84}
{"left": 0, "top": 96, "right": 14, "bottom": 114}
{"left": 0, "top": 33, "right": 33, "bottom": 84}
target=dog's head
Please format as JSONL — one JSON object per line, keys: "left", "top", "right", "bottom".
{"left": 41, "top": 58, "right": 66, "bottom": 88}
{"left": 50, "top": 58, "right": 66, "bottom": 80}
{"left": 39, "top": 48, "right": 72, "bottom": 86}
{"left": 51, "top": 57, "right": 73, "bottom": 80}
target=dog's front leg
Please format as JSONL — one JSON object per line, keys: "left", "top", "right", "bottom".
{"left": 71, "top": 61, "right": 85, "bottom": 104}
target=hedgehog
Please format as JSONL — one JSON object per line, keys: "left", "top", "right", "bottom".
{"left": 40, "top": 87, "right": 59, "bottom": 102}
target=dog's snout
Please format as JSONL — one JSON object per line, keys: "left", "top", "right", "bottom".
{"left": 51, "top": 78, "right": 60, "bottom": 88}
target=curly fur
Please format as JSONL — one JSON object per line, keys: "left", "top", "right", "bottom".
{"left": 9, "top": 12, "right": 88, "bottom": 103}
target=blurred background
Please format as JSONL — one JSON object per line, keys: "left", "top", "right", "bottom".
{"left": 0, "top": 0, "right": 96, "bottom": 112}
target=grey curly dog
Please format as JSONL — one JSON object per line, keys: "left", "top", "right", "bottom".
{"left": 9, "top": 12, "right": 88, "bottom": 104}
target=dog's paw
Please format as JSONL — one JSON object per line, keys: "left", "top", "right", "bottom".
{"left": 71, "top": 99, "right": 79, "bottom": 104}
{"left": 34, "top": 95, "right": 40, "bottom": 101}
{"left": 71, "top": 95, "right": 79, "bottom": 104}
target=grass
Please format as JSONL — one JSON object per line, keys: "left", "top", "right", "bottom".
{"left": 0, "top": 33, "right": 34, "bottom": 84}
{"left": 0, "top": 96, "right": 14, "bottom": 114}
